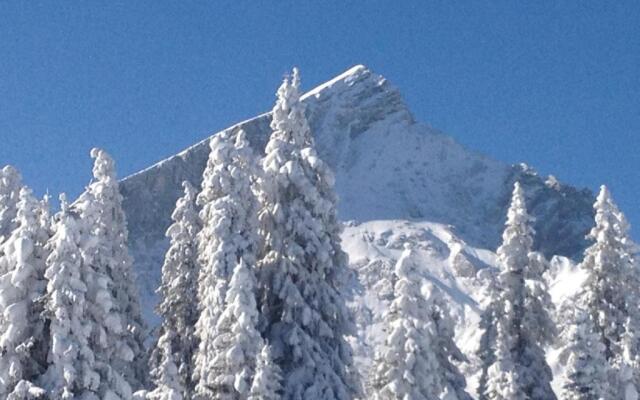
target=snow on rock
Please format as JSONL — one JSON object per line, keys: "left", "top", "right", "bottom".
{"left": 121, "top": 65, "right": 594, "bottom": 263}
{"left": 342, "top": 219, "right": 585, "bottom": 398}
{"left": 341, "top": 220, "right": 486, "bottom": 391}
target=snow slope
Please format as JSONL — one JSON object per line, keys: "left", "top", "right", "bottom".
{"left": 118, "top": 65, "right": 598, "bottom": 395}
{"left": 341, "top": 219, "right": 582, "bottom": 397}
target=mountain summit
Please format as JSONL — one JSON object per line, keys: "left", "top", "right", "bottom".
{"left": 118, "top": 65, "right": 594, "bottom": 329}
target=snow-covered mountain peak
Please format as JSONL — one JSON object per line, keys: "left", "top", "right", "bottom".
{"left": 302, "top": 64, "right": 413, "bottom": 128}
{"left": 120, "top": 65, "right": 596, "bottom": 326}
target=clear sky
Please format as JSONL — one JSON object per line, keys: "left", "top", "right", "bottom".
{"left": 0, "top": 1, "right": 638, "bottom": 235}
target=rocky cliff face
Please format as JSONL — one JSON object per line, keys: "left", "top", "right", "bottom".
{"left": 119, "top": 65, "right": 594, "bottom": 322}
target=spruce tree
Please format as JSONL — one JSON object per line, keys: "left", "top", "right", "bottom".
{"left": 42, "top": 194, "right": 100, "bottom": 399}
{"left": 369, "top": 245, "right": 471, "bottom": 400}
{"left": 248, "top": 344, "right": 283, "bottom": 400}
{"left": 193, "top": 130, "right": 260, "bottom": 399}
{"left": 429, "top": 282, "right": 473, "bottom": 400}
{"left": 205, "top": 259, "right": 263, "bottom": 399}
{"left": 612, "top": 206, "right": 640, "bottom": 400}
{"left": 560, "top": 309, "right": 609, "bottom": 400}
{"left": 519, "top": 250, "right": 557, "bottom": 399}
{"left": 77, "top": 189, "right": 130, "bottom": 399}
{"left": 574, "top": 185, "right": 639, "bottom": 398}
{"left": 479, "top": 182, "right": 555, "bottom": 400}
{"left": 0, "top": 187, "right": 50, "bottom": 397}
{"left": 257, "top": 68, "right": 356, "bottom": 400}
{"left": 76, "top": 148, "right": 146, "bottom": 398}
{"left": 615, "top": 317, "right": 639, "bottom": 400}
{"left": 476, "top": 268, "right": 500, "bottom": 399}
{"left": 581, "top": 186, "right": 630, "bottom": 357}
{"left": 92, "top": 148, "right": 147, "bottom": 389}
{"left": 151, "top": 181, "right": 200, "bottom": 398}
{"left": 148, "top": 331, "right": 184, "bottom": 400}
{"left": 0, "top": 165, "right": 23, "bottom": 242}
{"left": 484, "top": 323, "right": 524, "bottom": 400}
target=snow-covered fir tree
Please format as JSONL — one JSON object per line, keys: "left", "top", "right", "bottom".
{"left": 248, "top": 344, "right": 282, "bottom": 400}
{"left": 257, "top": 68, "right": 356, "bottom": 400}
{"left": 148, "top": 331, "right": 184, "bottom": 400}
{"left": 476, "top": 267, "right": 500, "bottom": 400}
{"left": 41, "top": 194, "right": 100, "bottom": 399}
{"left": 611, "top": 207, "right": 640, "bottom": 400}
{"left": 369, "top": 244, "right": 471, "bottom": 400}
{"left": 615, "top": 317, "right": 640, "bottom": 400}
{"left": 151, "top": 181, "right": 201, "bottom": 398}
{"left": 580, "top": 185, "right": 631, "bottom": 358}
{"left": 0, "top": 187, "right": 50, "bottom": 398}
{"left": 479, "top": 182, "right": 555, "bottom": 400}
{"left": 75, "top": 148, "right": 146, "bottom": 398}
{"left": 429, "top": 282, "right": 473, "bottom": 400}
{"left": 193, "top": 129, "right": 260, "bottom": 399}
{"left": 484, "top": 322, "right": 524, "bottom": 400}
{"left": 203, "top": 259, "right": 263, "bottom": 399}
{"left": 0, "top": 165, "right": 24, "bottom": 242}
{"left": 519, "top": 250, "right": 557, "bottom": 399}
{"left": 572, "top": 185, "right": 639, "bottom": 398}
{"left": 560, "top": 308, "right": 609, "bottom": 400}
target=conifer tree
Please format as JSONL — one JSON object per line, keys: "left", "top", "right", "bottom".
{"left": 0, "top": 165, "right": 23, "bottom": 242}
{"left": 0, "top": 187, "right": 50, "bottom": 397}
{"left": 369, "top": 245, "right": 471, "bottom": 400}
{"left": 148, "top": 331, "right": 184, "bottom": 400}
{"left": 560, "top": 309, "right": 609, "bottom": 400}
{"left": 151, "top": 181, "right": 200, "bottom": 398}
{"left": 614, "top": 317, "right": 639, "bottom": 400}
{"left": 193, "top": 130, "right": 260, "bottom": 399}
{"left": 248, "top": 344, "right": 282, "bottom": 400}
{"left": 205, "top": 259, "right": 263, "bottom": 399}
{"left": 76, "top": 148, "right": 146, "bottom": 398}
{"left": 581, "top": 186, "right": 630, "bottom": 357}
{"left": 484, "top": 322, "right": 523, "bottom": 400}
{"left": 37, "top": 193, "right": 51, "bottom": 227}
{"left": 429, "top": 282, "right": 473, "bottom": 400}
{"left": 611, "top": 206, "right": 640, "bottom": 400}
{"left": 519, "top": 250, "right": 557, "bottom": 399}
{"left": 573, "top": 185, "right": 639, "bottom": 398}
{"left": 479, "top": 182, "right": 555, "bottom": 400}
{"left": 42, "top": 194, "right": 100, "bottom": 399}
{"left": 257, "top": 68, "right": 356, "bottom": 400}
{"left": 476, "top": 268, "right": 500, "bottom": 399}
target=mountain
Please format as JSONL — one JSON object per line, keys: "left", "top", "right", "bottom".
{"left": 119, "top": 65, "right": 596, "bottom": 396}
{"left": 120, "top": 65, "right": 593, "bottom": 316}
{"left": 121, "top": 65, "right": 597, "bottom": 256}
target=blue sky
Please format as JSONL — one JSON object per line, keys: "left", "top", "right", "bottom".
{"left": 0, "top": 1, "right": 638, "bottom": 234}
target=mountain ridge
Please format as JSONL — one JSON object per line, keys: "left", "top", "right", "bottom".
{"left": 121, "top": 65, "right": 594, "bottom": 261}
{"left": 118, "top": 65, "right": 597, "bottom": 331}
